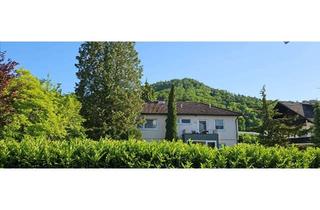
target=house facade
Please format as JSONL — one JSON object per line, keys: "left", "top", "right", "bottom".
{"left": 140, "top": 101, "right": 241, "bottom": 147}
{"left": 275, "top": 101, "right": 315, "bottom": 144}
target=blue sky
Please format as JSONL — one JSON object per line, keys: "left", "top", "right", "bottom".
{"left": 1, "top": 42, "right": 319, "bottom": 101}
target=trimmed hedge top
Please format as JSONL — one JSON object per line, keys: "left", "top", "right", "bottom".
{"left": 0, "top": 139, "right": 320, "bottom": 168}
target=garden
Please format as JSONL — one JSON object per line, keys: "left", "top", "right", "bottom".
{"left": 2, "top": 43, "right": 320, "bottom": 168}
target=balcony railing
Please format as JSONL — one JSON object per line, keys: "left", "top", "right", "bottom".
{"left": 182, "top": 132, "right": 219, "bottom": 148}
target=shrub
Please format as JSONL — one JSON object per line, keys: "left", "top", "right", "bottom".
{"left": 128, "top": 128, "right": 143, "bottom": 140}
{"left": 239, "top": 133, "right": 260, "bottom": 144}
{"left": 0, "top": 138, "right": 319, "bottom": 168}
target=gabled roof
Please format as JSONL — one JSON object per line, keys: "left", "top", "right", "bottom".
{"left": 142, "top": 101, "right": 241, "bottom": 116}
{"left": 277, "top": 101, "right": 315, "bottom": 122}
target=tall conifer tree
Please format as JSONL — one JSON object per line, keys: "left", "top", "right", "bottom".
{"left": 165, "top": 85, "right": 178, "bottom": 140}
{"left": 259, "top": 85, "right": 305, "bottom": 146}
{"left": 142, "top": 80, "right": 155, "bottom": 102}
{"left": 75, "top": 42, "right": 143, "bottom": 139}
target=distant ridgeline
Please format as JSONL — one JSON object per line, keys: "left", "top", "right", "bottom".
{"left": 151, "top": 78, "right": 262, "bottom": 131}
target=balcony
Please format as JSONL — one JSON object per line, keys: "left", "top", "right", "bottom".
{"left": 182, "top": 132, "right": 219, "bottom": 148}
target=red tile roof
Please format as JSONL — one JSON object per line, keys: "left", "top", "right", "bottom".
{"left": 142, "top": 101, "right": 241, "bottom": 116}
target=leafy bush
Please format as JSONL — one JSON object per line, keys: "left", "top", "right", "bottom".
{"left": 239, "top": 133, "right": 260, "bottom": 144}
{"left": 0, "top": 69, "right": 85, "bottom": 140}
{"left": 128, "top": 128, "right": 143, "bottom": 140}
{"left": 1, "top": 138, "right": 320, "bottom": 168}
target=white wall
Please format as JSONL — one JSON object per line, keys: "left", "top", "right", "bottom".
{"left": 141, "top": 115, "right": 167, "bottom": 140}
{"left": 140, "top": 115, "right": 238, "bottom": 146}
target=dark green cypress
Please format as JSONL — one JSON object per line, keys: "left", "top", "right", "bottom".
{"left": 165, "top": 84, "right": 178, "bottom": 140}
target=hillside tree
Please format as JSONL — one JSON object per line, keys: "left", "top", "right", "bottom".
{"left": 165, "top": 84, "right": 178, "bottom": 140}
{"left": 75, "top": 42, "right": 143, "bottom": 140}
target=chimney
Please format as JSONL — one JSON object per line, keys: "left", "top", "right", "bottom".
{"left": 180, "top": 103, "right": 183, "bottom": 108}
{"left": 209, "top": 104, "right": 211, "bottom": 108}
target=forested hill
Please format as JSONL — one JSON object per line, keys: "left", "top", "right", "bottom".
{"left": 151, "top": 78, "right": 262, "bottom": 131}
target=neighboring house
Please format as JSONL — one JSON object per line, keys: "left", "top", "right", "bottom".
{"left": 275, "top": 101, "right": 314, "bottom": 143}
{"left": 140, "top": 101, "right": 241, "bottom": 147}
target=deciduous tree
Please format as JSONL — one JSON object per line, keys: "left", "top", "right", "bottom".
{"left": 0, "top": 51, "right": 18, "bottom": 128}
{"left": 0, "top": 69, "right": 84, "bottom": 140}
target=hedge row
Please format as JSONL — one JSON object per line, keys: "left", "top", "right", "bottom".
{"left": 1, "top": 138, "right": 320, "bottom": 168}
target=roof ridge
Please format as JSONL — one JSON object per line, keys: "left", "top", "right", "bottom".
{"left": 143, "top": 101, "right": 241, "bottom": 116}
{"left": 277, "top": 101, "right": 314, "bottom": 123}
{"left": 280, "top": 101, "right": 315, "bottom": 108}
{"left": 184, "top": 101, "right": 242, "bottom": 115}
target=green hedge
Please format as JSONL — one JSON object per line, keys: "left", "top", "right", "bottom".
{"left": 1, "top": 138, "right": 320, "bottom": 168}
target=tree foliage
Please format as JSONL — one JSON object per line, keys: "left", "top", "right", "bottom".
{"left": 0, "top": 51, "right": 18, "bottom": 127}
{"left": 152, "top": 78, "right": 262, "bottom": 131}
{"left": 75, "top": 42, "right": 143, "bottom": 140}
{"left": 0, "top": 69, "right": 84, "bottom": 140}
{"left": 238, "top": 133, "right": 260, "bottom": 144}
{"left": 259, "top": 86, "right": 305, "bottom": 146}
{"left": 141, "top": 80, "right": 156, "bottom": 102}
{"left": 259, "top": 85, "right": 279, "bottom": 145}
{"left": 312, "top": 102, "right": 320, "bottom": 146}
{"left": 165, "top": 85, "right": 178, "bottom": 140}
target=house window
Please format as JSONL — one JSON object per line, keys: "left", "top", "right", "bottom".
{"left": 199, "top": 121, "right": 207, "bottom": 133}
{"left": 181, "top": 119, "right": 191, "bottom": 124}
{"left": 215, "top": 119, "right": 224, "bottom": 130}
{"left": 144, "top": 119, "right": 157, "bottom": 129}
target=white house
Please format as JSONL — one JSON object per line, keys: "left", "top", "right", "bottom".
{"left": 140, "top": 101, "right": 241, "bottom": 147}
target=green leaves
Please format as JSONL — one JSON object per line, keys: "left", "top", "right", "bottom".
{"left": 0, "top": 69, "right": 85, "bottom": 140}
{"left": 258, "top": 86, "right": 305, "bottom": 146}
{"left": 75, "top": 42, "right": 143, "bottom": 140}
{"left": 142, "top": 80, "right": 156, "bottom": 102}
{"left": 0, "top": 51, "right": 18, "bottom": 128}
{"left": 165, "top": 85, "right": 178, "bottom": 141}
{"left": 239, "top": 133, "right": 260, "bottom": 144}
{"left": 312, "top": 102, "right": 320, "bottom": 146}
{"left": 0, "top": 139, "right": 319, "bottom": 168}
